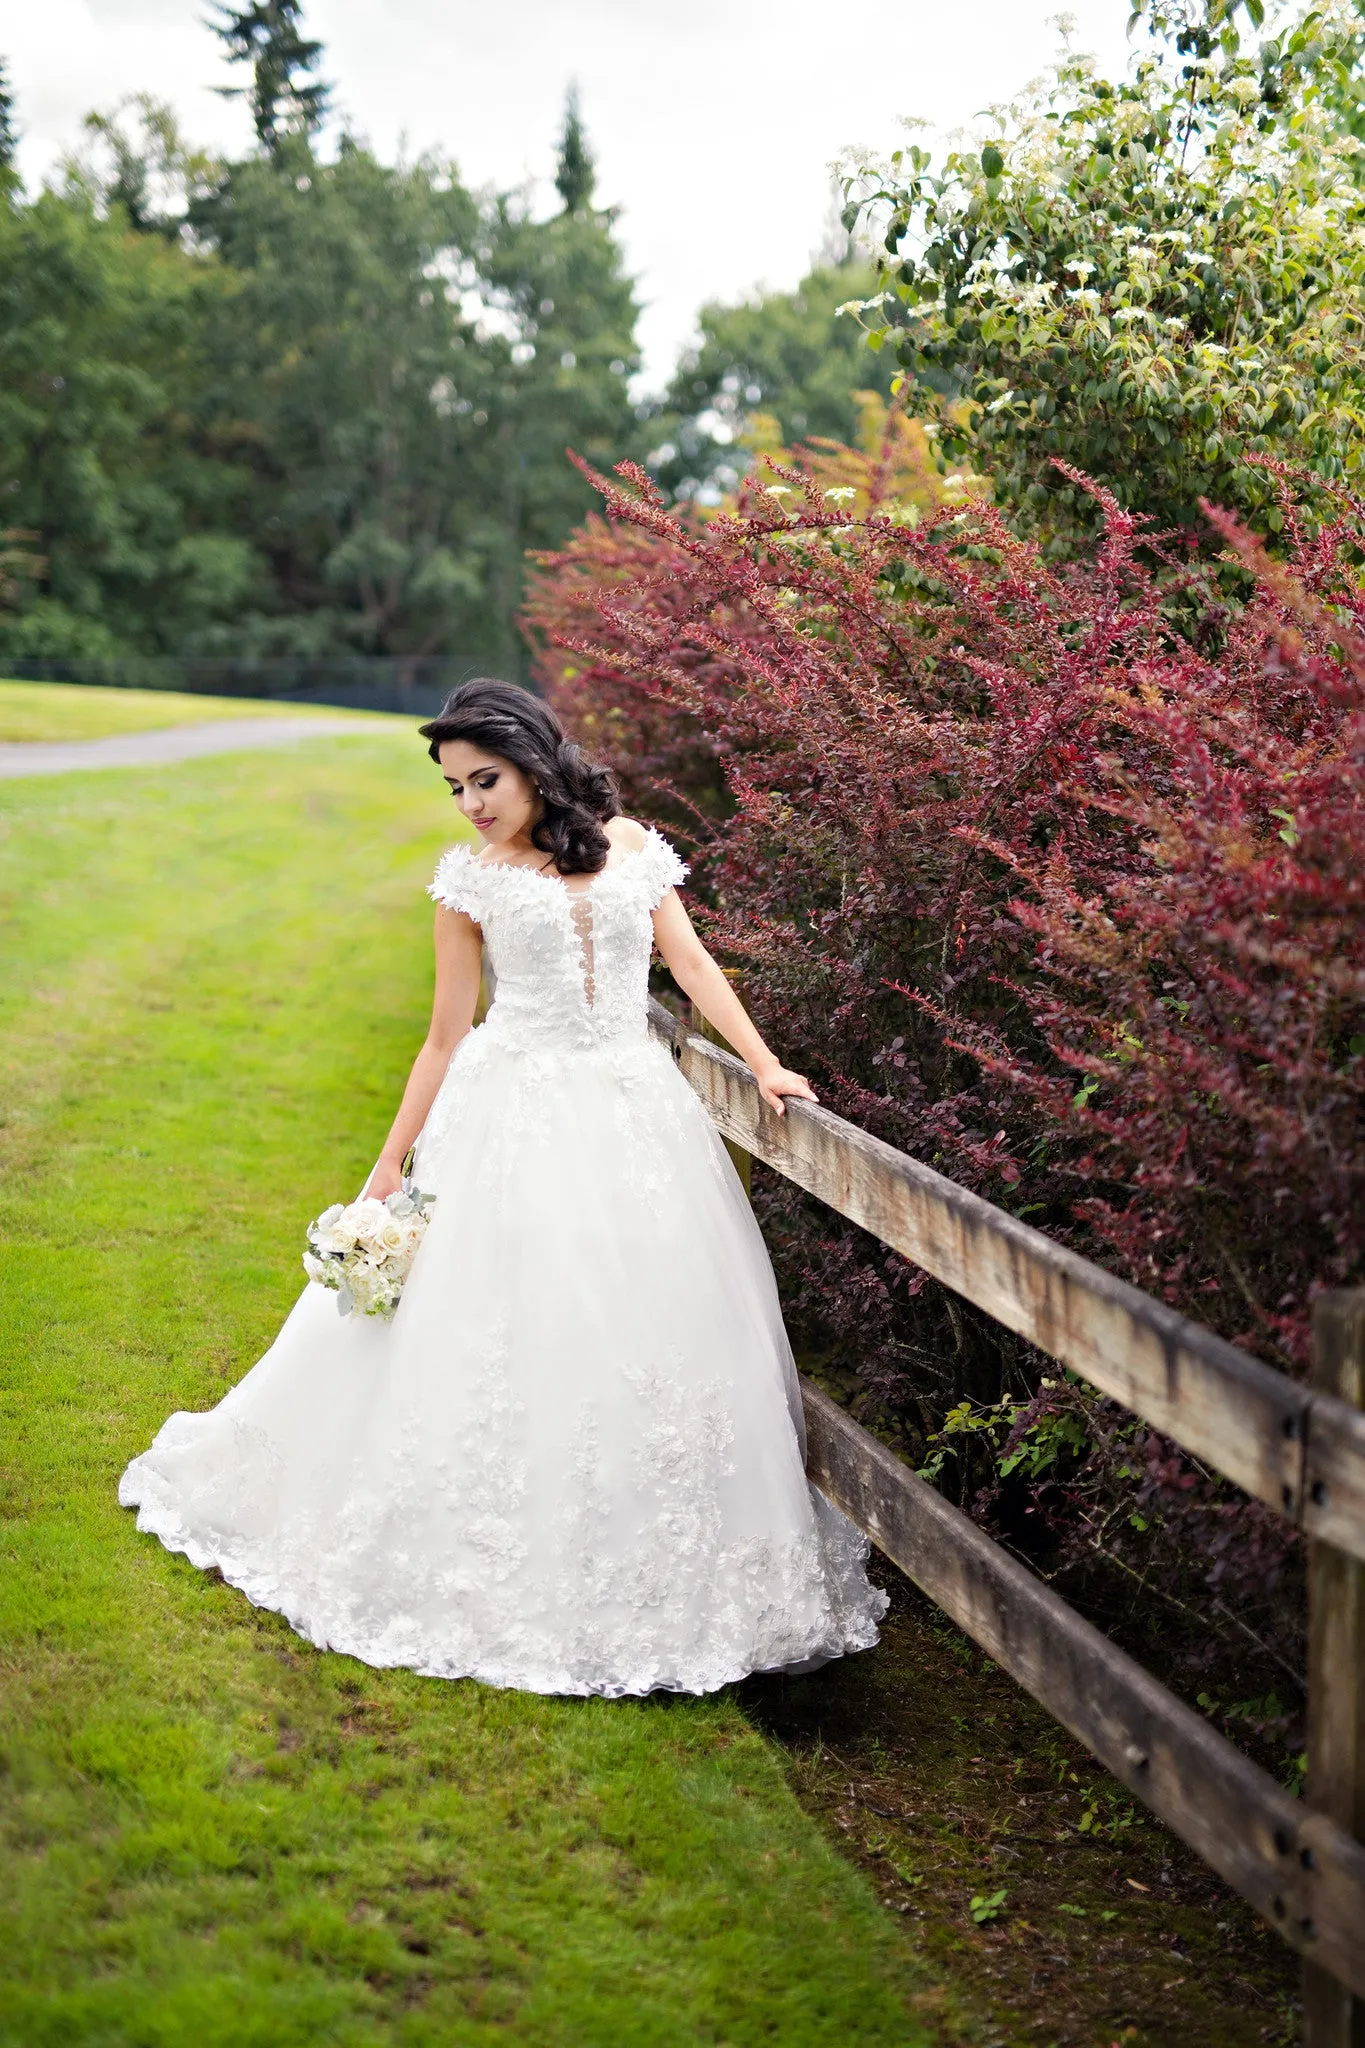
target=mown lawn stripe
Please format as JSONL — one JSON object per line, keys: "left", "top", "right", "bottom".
{"left": 0, "top": 741, "right": 932, "bottom": 2047}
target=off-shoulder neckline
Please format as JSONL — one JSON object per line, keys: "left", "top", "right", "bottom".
{"left": 443, "top": 825, "right": 674, "bottom": 899}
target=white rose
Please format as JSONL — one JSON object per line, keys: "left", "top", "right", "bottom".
{"left": 381, "top": 1222, "right": 415, "bottom": 1265}
{"left": 344, "top": 1198, "right": 387, "bottom": 1246}
{"left": 376, "top": 1216, "right": 407, "bottom": 1256}
{"left": 309, "top": 1203, "right": 353, "bottom": 1255}
{"left": 347, "top": 1266, "right": 378, "bottom": 1310}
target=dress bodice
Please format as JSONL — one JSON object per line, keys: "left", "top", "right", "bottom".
{"left": 427, "top": 828, "right": 688, "bottom": 1054}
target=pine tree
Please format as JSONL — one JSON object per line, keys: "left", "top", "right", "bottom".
{"left": 210, "top": 1, "right": 329, "bottom": 157}
{"left": 0, "top": 60, "right": 18, "bottom": 175}
{"left": 554, "top": 86, "right": 594, "bottom": 213}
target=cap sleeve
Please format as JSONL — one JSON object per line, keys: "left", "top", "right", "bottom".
{"left": 428, "top": 843, "right": 483, "bottom": 922}
{"left": 640, "top": 828, "right": 689, "bottom": 908}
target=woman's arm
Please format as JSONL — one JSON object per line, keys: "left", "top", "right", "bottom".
{"left": 367, "top": 906, "right": 484, "bottom": 1200}
{"left": 651, "top": 889, "right": 817, "bottom": 1117}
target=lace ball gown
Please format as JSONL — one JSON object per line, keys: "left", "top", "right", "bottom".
{"left": 119, "top": 829, "right": 888, "bottom": 1696}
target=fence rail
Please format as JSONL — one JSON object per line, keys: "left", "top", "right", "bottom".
{"left": 803, "top": 1377, "right": 1365, "bottom": 1998}
{"left": 650, "top": 1007, "right": 1365, "bottom": 1561}
{"left": 647, "top": 1000, "right": 1365, "bottom": 2033}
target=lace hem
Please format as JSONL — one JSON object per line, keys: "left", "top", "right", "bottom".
{"left": 119, "top": 1468, "right": 886, "bottom": 1698}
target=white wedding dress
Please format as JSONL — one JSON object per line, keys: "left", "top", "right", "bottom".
{"left": 120, "top": 828, "right": 887, "bottom": 1696}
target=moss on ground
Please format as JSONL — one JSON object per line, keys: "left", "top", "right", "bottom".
{"left": 0, "top": 738, "right": 932, "bottom": 2046}
{"left": 744, "top": 1554, "right": 1299, "bottom": 2047}
{"left": 0, "top": 679, "right": 387, "bottom": 743}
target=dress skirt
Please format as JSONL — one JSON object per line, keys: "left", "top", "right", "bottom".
{"left": 120, "top": 1023, "right": 888, "bottom": 1696}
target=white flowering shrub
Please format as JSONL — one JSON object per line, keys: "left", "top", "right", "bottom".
{"left": 842, "top": 0, "right": 1365, "bottom": 545}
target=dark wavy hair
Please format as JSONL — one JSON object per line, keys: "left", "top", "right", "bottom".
{"left": 418, "top": 677, "right": 620, "bottom": 875}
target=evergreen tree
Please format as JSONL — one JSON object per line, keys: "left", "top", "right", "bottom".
{"left": 554, "top": 87, "right": 594, "bottom": 213}
{"left": 478, "top": 177, "right": 642, "bottom": 672}
{"left": 0, "top": 60, "right": 18, "bottom": 177}
{"left": 210, "top": 1, "right": 330, "bottom": 157}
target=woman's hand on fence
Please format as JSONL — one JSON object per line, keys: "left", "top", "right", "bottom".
{"left": 753, "top": 1062, "right": 818, "bottom": 1118}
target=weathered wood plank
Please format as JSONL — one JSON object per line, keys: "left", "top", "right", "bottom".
{"left": 647, "top": 1006, "right": 1365, "bottom": 1563}
{"left": 689, "top": 995, "right": 752, "bottom": 1197}
{"left": 1304, "top": 1294, "right": 1365, "bottom": 2046}
{"left": 1305, "top": 1390, "right": 1365, "bottom": 1561}
{"left": 800, "top": 1375, "right": 1365, "bottom": 1996}
{"left": 648, "top": 1001, "right": 1365, "bottom": 1994}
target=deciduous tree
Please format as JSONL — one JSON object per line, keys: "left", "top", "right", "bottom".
{"left": 649, "top": 259, "right": 895, "bottom": 503}
{"left": 61, "top": 96, "right": 216, "bottom": 238}
{"left": 0, "top": 193, "right": 255, "bottom": 660}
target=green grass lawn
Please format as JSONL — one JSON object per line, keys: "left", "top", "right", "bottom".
{"left": 0, "top": 734, "right": 935, "bottom": 2047}
{"left": 0, "top": 679, "right": 388, "bottom": 744}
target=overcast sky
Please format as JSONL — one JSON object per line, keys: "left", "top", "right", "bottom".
{"left": 10, "top": 0, "right": 1135, "bottom": 388}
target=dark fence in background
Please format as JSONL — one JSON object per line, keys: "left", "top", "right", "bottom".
{"left": 1, "top": 656, "right": 496, "bottom": 718}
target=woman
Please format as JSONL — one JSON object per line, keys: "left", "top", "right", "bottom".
{"left": 120, "top": 679, "right": 887, "bottom": 1696}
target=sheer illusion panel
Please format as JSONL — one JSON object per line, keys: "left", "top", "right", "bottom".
{"left": 569, "top": 893, "right": 596, "bottom": 1009}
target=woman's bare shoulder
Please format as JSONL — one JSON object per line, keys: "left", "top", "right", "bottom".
{"left": 605, "top": 815, "right": 649, "bottom": 852}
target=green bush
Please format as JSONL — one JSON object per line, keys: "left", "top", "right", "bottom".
{"left": 844, "top": 0, "right": 1365, "bottom": 545}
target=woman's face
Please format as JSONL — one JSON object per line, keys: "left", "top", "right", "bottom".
{"left": 438, "top": 740, "right": 541, "bottom": 851}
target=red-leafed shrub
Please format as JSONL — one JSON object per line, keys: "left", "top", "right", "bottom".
{"left": 523, "top": 437, "right": 1365, "bottom": 1724}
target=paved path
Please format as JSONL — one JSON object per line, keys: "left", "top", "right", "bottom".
{"left": 0, "top": 716, "right": 377, "bottom": 779}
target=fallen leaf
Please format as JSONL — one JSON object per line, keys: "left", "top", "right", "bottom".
{"left": 1125, "top": 1878, "right": 1149, "bottom": 1893}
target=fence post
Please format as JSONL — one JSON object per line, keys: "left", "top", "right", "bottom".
{"left": 1305, "top": 1290, "right": 1365, "bottom": 2048}
{"left": 690, "top": 973, "right": 752, "bottom": 1198}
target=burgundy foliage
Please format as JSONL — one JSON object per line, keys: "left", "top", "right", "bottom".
{"left": 523, "top": 439, "right": 1365, "bottom": 1712}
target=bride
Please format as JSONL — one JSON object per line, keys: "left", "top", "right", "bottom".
{"left": 120, "top": 678, "right": 887, "bottom": 1697}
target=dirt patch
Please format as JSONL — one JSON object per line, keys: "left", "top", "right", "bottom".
{"left": 740, "top": 1552, "right": 1298, "bottom": 2047}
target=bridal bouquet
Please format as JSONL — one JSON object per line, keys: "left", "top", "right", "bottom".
{"left": 303, "top": 1186, "right": 436, "bottom": 1319}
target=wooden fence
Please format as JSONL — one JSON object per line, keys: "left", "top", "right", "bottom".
{"left": 648, "top": 1000, "right": 1365, "bottom": 2042}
